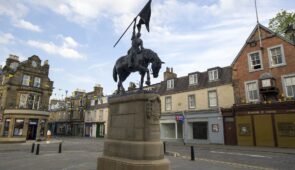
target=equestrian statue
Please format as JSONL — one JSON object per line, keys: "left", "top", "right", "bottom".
{"left": 112, "top": 0, "right": 164, "bottom": 94}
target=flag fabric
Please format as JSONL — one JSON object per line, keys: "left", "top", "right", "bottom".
{"left": 137, "top": 0, "right": 152, "bottom": 32}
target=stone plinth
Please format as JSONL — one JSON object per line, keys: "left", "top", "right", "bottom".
{"left": 97, "top": 93, "right": 170, "bottom": 170}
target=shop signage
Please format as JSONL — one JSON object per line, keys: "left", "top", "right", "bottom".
{"left": 175, "top": 115, "right": 184, "bottom": 122}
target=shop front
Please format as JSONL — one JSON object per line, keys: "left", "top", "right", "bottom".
{"left": 233, "top": 102, "right": 295, "bottom": 148}
{"left": 0, "top": 109, "right": 49, "bottom": 142}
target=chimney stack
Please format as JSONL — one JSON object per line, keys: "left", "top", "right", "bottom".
{"left": 164, "top": 67, "right": 177, "bottom": 81}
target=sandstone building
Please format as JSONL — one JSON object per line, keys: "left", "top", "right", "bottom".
{"left": 0, "top": 55, "right": 53, "bottom": 142}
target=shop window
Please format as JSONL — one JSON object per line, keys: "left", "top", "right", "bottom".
{"left": 188, "top": 94, "right": 196, "bottom": 109}
{"left": 40, "top": 120, "right": 46, "bottom": 137}
{"left": 278, "top": 122, "right": 295, "bottom": 137}
{"left": 192, "top": 122, "right": 208, "bottom": 139}
{"left": 3, "top": 118, "right": 10, "bottom": 136}
{"left": 13, "top": 119, "right": 24, "bottom": 136}
{"left": 165, "top": 96, "right": 172, "bottom": 111}
{"left": 248, "top": 50, "right": 263, "bottom": 71}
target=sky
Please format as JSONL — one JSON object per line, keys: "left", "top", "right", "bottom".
{"left": 0, "top": 0, "right": 294, "bottom": 99}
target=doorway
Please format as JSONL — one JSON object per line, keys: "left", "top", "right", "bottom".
{"left": 96, "top": 123, "right": 105, "bottom": 137}
{"left": 27, "top": 119, "right": 38, "bottom": 140}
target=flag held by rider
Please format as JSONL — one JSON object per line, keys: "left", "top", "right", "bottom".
{"left": 113, "top": 0, "right": 152, "bottom": 47}
{"left": 137, "top": 0, "right": 152, "bottom": 32}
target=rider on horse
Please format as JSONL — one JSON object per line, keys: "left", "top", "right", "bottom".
{"left": 128, "top": 18, "right": 144, "bottom": 69}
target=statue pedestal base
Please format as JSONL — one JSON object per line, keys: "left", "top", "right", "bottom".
{"left": 97, "top": 93, "right": 170, "bottom": 170}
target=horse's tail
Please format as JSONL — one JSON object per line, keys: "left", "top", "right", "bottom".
{"left": 113, "top": 65, "right": 117, "bottom": 82}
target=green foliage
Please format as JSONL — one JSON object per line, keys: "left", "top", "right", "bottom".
{"left": 269, "top": 10, "right": 295, "bottom": 40}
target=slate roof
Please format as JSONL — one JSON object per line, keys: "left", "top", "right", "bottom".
{"left": 156, "top": 66, "right": 232, "bottom": 95}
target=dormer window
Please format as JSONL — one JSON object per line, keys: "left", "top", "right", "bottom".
{"left": 189, "top": 74, "right": 198, "bottom": 85}
{"left": 167, "top": 79, "right": 174, "bottom": 89}
{"left": 208, "top": 70, "right": 218, "bottom": 81}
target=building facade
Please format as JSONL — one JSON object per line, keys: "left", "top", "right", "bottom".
{"left": 228, "top": 24, "right": 295, "bottom": 147}
{"left": 158, "top": 67, "right": 234, "bottom": 144}
{"left": 48, "top": 99, "right": 71, "bottom": 136}
{"left": 0, "top": 55, "right": 53, "bottom": 142}
{"left": 84, "top": 85, "right": 109, "bottom": 138}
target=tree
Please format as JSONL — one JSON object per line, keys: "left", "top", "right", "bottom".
{"left": 269, "top": 10, "right": 295, "bottom": 40}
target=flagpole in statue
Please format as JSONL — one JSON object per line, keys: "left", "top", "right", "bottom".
{"left": 113, "top": 0, "right": 151, "bottom": 48}
{"left": 98, "top": 1, "right": 170, "bottom": 170}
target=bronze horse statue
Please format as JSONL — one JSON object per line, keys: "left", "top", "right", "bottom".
{"left": 113, "top": 48, "right": 164, "bottom": 93}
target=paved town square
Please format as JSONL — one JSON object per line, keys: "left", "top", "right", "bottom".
{"left": 1, "top": 138, "right": 295, "bottom": 170}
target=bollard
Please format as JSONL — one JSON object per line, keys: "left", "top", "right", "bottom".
{"left": 31, "top": 143, "right": 35, "bottom": 153}
{"left": 163, "top": 141, "right": 166, "bottom": 154}
{"left": 58, "top": 142, "right": 62, "bottom": 153}
{"left": 190, "top": 146, "right": 195, "bottom": 161}
{"left": 36, "top": 144, "right": 40, "bottom": 155}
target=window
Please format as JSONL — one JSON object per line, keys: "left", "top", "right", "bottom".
{"left": 19, "top": 94, "right": 28, "bottom": 108}
{"left": 192, "top": 122, "right": 208, "bottom": 139}
{"left": 165, "top": 96, "right": 172, "bottom": 111}
{"left": 284, "top": 75, "right": 295, "bottom": 98}
{"left": 13, "top": 119, "right": 24, "bottom": 136}
{"left": 22, "top": 75, "right": 30, "bottom": 86}
{"left": 3, "top": 118, "right": 10, "bottom": 136}
{"left": 188, "top": 95, "right": 196, "bottom": 109}
{"left": 208, "top": 70, "right": 218, "bottom": 81}
{"left": 19, "top": 93, "right": 40, "bottom": 109}
{"left": 2, "top": 76, "right": 5, "bottom": 85}
{"left": 248, "top": 51, "right": 263, "bottom": 71}
{"left": 167, "top": 79, "right": 174, "bottom": 89}
{"left": 91, "top": 99, "right": 95, "bottom": 106}
{"left": 189, "top": 74, "right": 198, "bottom": 85}
{"left": 245, "top": 81, "right": 259, "bottom": 102}
{"left": 268, "top": 45, "right": 286, "bottom": 67}
{"left": 98, "top": 110, "right": 103, "bottom": 121}
{"left": 33, "top": 77, "right": 41, "bottom": 87}
{"left": 262, "top": 79, "right": 271, "bottom": 87}
{"left": 208, "top": 90, "right": 218, "bottom": 107}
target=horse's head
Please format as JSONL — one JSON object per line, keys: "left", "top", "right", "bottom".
{"left": 151, "top": 60, "right": 164, "bottom": 78}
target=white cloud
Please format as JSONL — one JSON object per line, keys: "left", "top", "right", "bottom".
{"left": 62, "top": 36, "right": 78, "bottom": 48}
{"left": 0, "top": 33, "right": 15, "bottom": 44}
{"left": 27, "top": 38, "right": 85, "bottom": 59}
{"left": 14, "top": 19, "right": 42, "bottom": 32}
{"left": 0, "top": 2, "right": 42, "bottom": 32}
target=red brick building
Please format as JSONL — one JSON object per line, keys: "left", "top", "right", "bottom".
{"left": 223, "top": 24, "right": 295, "bottom": 147}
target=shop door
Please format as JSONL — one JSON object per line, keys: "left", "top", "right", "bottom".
{"left": 254, "top": 115, "right": 275, "bottom": 147}
{"left": 96, "top": 123, "right": 105, "bottom": 138}
{"left": 27, "top": 119, "right": 38, "bottom": 140}
{"left": 224, "top": 117, "right": 237, "bottom": 145}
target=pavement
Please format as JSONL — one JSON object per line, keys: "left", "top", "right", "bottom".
{"left": 0, "top": 137, "right": 294, "bottom": 170}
